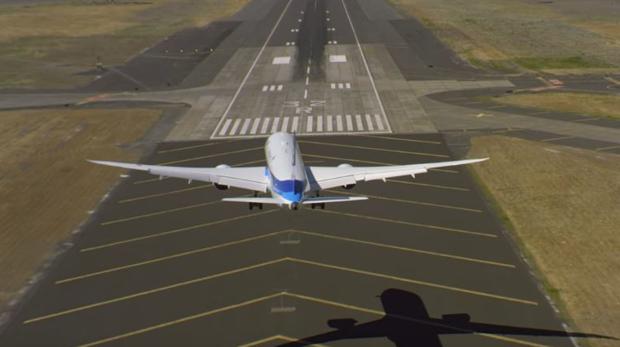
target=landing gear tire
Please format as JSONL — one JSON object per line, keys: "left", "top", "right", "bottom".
{"left": 249, "top": 202, "right": 263, "bottom": 210}
{"left": 320, "top": 203, "right": 326, "bottom": 209}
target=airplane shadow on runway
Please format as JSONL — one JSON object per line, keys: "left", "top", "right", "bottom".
{"left": 277, "top": 289, "right": 615, "bottom": 347}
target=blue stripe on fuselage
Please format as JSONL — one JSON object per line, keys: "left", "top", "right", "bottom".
{"left": 267, "top": 169, "right": 304, "bottom": 203}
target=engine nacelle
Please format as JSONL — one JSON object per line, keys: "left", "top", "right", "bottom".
{"left": 342, "top": 184, "right": 356, "bottom": 190}
{"left": 214, "top": 183, "right": 229, "bottom": 190}
{"left": 214, "top": 165, "right": 231, "bottom": 190}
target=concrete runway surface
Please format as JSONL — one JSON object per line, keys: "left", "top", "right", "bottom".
{"left": 0, "top": 134, "right": 602, "bottom": 347}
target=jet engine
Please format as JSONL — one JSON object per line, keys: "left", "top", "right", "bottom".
{"left": 338, "top": 164, "right": 356, "bottom": 189}
{"left": 214, "top": 164, "right": 230, "bottom": 190}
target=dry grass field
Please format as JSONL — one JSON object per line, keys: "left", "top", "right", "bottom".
{"left": 0, "top": 0, "right": 249, "bottom": 88}
{"left": 388, "top": 0, "right": 620, "bottom": 73}
{"left": 490, "top": 92, "right": 620, "bottom": 120}
{"left": 468, "top": 136, "right": 620, "bottom": 346}
{"left": 0, "top": 108, "right": 160, "bottom": 310}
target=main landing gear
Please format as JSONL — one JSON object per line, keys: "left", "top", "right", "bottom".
{"left": 249, "top": 202, "right": 263, "bottom": 210}
{"left": 310, "top": 203, "right": 326, "bottom": 209}
{"left": 249, "top": 191, "right": 263, "bottom": 210}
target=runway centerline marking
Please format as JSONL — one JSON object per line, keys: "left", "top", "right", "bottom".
{"left": 61, "top": 229, "right": 512, "bottom": 284}
{"left": 100, "top": 200, "right": 221, "bottom": 226}
{"left": 302, "top": 153, "right": 459, "bottom": 174}
{"left": 324, "top": 190, "right": 483, "bottom": 213}
{"left": 117, "top": 184, "right": 212, "bottom": 204}
{"left": 210, "top": 0, "right": 294, "bottom": 139}
{"left": 84, "top": 210, "right": 278, "bottom": 252}
{"left": 28, "top": 258, "right": 534, "bottom": 325}
{"left": 78, "top": 292, "right": 545, "bottom": 347}
{"left": 298, "top": 140, "right": 449, "bottom": 158}
{"left": 312, "top": 209, "right": 496, "bottom": 238}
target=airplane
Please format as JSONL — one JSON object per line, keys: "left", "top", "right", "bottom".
{"left": 90, "top": 132, "right": 487, "bottom": 210}
{"left": 276, "top": 289, "right": 614, "bottom": 347}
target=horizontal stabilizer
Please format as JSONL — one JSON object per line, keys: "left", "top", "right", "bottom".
{"left": 222, "top": 197, "right": 282, "bottom": 204}
{"left": 301, "top": 196, "right": 368, "bottom": 204}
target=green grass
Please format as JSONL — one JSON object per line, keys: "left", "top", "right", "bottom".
{"left": 514, "top": 56, "right": 612, "bottom": 70}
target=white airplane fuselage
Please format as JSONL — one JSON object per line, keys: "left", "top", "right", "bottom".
{"left": 264, "top": 132, "right": 307, "bottom": 208}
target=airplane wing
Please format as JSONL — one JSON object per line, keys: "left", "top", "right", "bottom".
{"left": 307, "top": 158, "right": 488, "bottom": 190}
{"left": 89, "top": 160, "right": 268, "bottom": 192}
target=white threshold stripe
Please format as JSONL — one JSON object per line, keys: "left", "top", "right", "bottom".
{"left": 374, "top": 114, "right": 385, "bottom": 131}
{"left": 307, "top": 116, "right": 313, "bottom": 133}
{"left": 336, "top": 115, "right": 343, "bottom": 132}
{"left": 326, "top": 115, "right": 333, "bottom": 132}
{"left": 317, "top": 115, "right": 323, "bottom": 132}
{"left": 365, "top": 114, "right": 374, "bottom": 131}
{"left": 239, "top": 118, "right": 251, "bottom": 135}
{"left": 250, "top": 118, "right": 261, "bottom": 134}
{"left": 291, "top": 116, "right": 299, "bottom": 132}
{"left": 218, "top": 119, "right": 232, "bottom": 136}
{"left": 229, "top": 119, "right": 241, "bottom": 135}
{"left": 260, "top": 118, "right": 270, "bottom": 134}
{"left": 345, "top": 114, "right": 353, "bottom": 131}
{"left": 271, "top": 117, "right": 280, "bottom": 133}
{"left": 355, "top": 114, "right": 364, "bottom": 131}
{"left": 210, "top": 0, "right": 294, "bottom": 139}
{"left": 281, "top": 117, "right": 289, "bottom": 132}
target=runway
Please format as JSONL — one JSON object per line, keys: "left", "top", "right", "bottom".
{"left": 0, "top": 134, "right": 586, "bottom": 346}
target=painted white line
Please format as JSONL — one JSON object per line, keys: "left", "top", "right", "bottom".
{"left": 239, "top": 118, "right": 251, "bottom": 135}
{"left": 273, "top": 56, "right": 291, "bottom": 64}
{"left": 281, "top": 117, "right": 289, "bottom": 132}
{"left": 329, "top": 55, "right": 347, "bottom": 63}
{"left": 326, "top": 18, "right": 330, "bottom": 21}
{"left": 345, "top": 114, "right": 353, "bottom": 131}
{"left": 306, "top": 66, "right": 310, "bottom": 74}
{"left": 262, "top": 85, "right": 268, "bottom": 92}
{"left": 250, "top": 118, "right": 261, "bottom": 134}
{"left": 210, "top": 0, "right": 293, "bottom": 139}
{"left": 345, "top": 82, "right": 351, "bottom": 89}
{"left": 333, "top": 40, "right": 338, "bottom": 44}
{"left": 218, "top": 119, "right": 232, "bottom": 136}
{"left": 374, "top": 114, "right": 384, "bottom": 131}
{"left": 317, "top": 115, "right": 323, "bottom": 132}
{"left": 277, "top": 84, "right": 283, "bottom": 91}
{"left": 229, "top": 119, "right": 241, "bottom": 135}
{"left": 340, "top": 0, "right": 390, "bottom": 131}
{"left": 305, "top": 76, "right": 309, "bottom": 85}
{"left": 269, "top": 85, "right": 276, "bottom": 91}
{"left": 298, "top": 18, "right": 302, "bottom": 22}
{"left": 260, "top": 118, "right": 271, "bottom": 134}
{"left": 304, "top": 89, "right": 308, "bottom": 99}
{"left": 306, "top": 116, "right": 313, "bottom": 133}
{"left": 331, "top": 83, "right": 336, "bottom": 89}
{"left": 365, "top": 114, "right": 374, "bottom": 131}
{"left": 336, "top": 115, "right": 343, "bottom": 131}
{"left": 326, "top": 115, "right": 333, "bottom": 132}
{"left": 355, "top": 114, "right": 364, "bottom": 131}
{"left": 291, "top": 116, "right": 299, "bottom": 132}
{"left": 338, "top": 82, "right": 344, "bottom": 89}
{"left": 271, "top": 117, "right": 280, "bottom": 133}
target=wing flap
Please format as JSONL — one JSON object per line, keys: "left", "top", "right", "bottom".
{"left": 301, "top": 196, "right": 368, "bottom": 204}
{"left": 221, "top": 197, "right": 282, "bottom": 204}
